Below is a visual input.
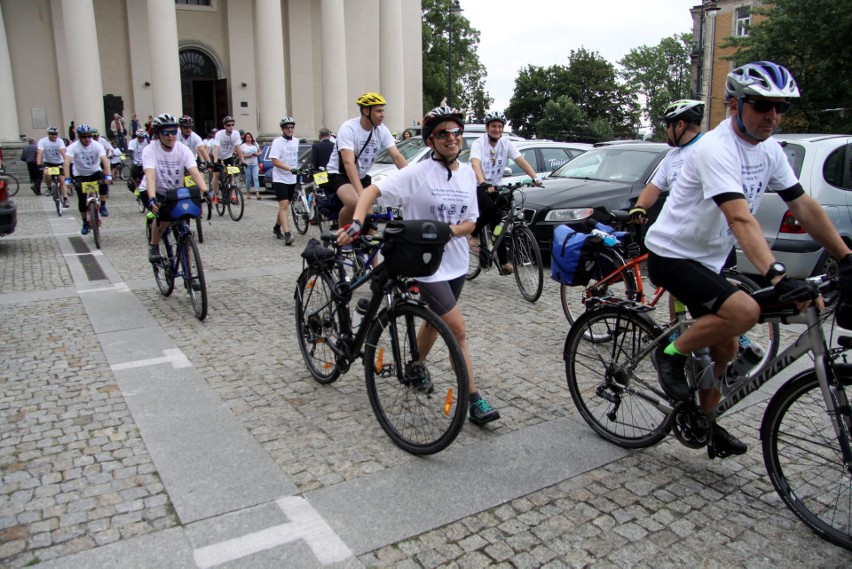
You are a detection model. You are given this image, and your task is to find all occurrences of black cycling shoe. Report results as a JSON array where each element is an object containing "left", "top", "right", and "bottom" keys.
[
  {"left": 148, "top": 245, "right": 162, "bottom": 263},
  {"left": 707, "top": 424, "right": 748, "bottom": 459},
  {"left": 655, "top": 345, "right": 690, "bottom": 401},
  {"left": 273, "top": 225, "right": 283, "bottom": 239}
]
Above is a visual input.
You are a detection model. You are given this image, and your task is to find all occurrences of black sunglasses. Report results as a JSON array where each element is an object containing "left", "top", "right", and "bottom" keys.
[
  {"left": 431, "top": 127, "right": 464, "bottom": 140},
  {"left": 78, "top": 135, "right": 92, "bottom": 139},
  {"left": 744, "top": 99, "right": 791, "bottom": 114},
  {"left": 160, "top": 129, "right": 178, "bottom": 136},
  {"left": 224, "top": 122, "right": 235, "bottom": 127}
]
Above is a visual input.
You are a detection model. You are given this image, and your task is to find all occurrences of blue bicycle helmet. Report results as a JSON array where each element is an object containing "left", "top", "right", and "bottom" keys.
[
  {"left": 76, "top": 124, "right": 95, "bottom": 135},
  {"left": 725, "top": 61, "right": 800, "bottom": 100}
]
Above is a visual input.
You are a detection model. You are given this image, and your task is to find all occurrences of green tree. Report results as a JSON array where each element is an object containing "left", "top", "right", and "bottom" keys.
[
  {"left": 619, "top": 34, "right": 693, "bottom": 139},
  {"left": 421, "top": 0, "right": 493, "bottom": 118},
  {"left": 723, "top": 0, "right": 852, "bottom": 133}
]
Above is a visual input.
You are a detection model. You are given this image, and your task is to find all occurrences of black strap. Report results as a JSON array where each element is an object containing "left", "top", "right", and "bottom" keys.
[{"left": 335, "top": 127, "right": 375, "bottom": 169}]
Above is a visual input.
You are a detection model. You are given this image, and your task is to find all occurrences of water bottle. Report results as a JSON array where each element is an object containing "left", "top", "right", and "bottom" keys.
[
  {"left": 691, "top": 347, "right": 715, "bottom": 390},
  {"left": 351, "top": 298, "right": 370, "bottom": 333},
  {"left": 726, "top": 343, "right": 765, "bottom": 383},
  {"left": 591, "top": 229, "right": 618, "bottom": 247}
]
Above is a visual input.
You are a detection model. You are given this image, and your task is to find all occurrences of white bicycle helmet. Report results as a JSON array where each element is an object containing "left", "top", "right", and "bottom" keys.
[
  {"left": 421, "top": 106, "right": 464, "bottom": 141},
  {"left": 152, "top": 113, "right": 179, "bottom": 132},
  {"left": 279, "top": 116, "right": 295, "bottom": 127},
  {"left": 659, "top": 99, "right": 704, "bottom": 124},
  {"left": 484, "top": 111, "right": 507, "bottom": 126},
  {"left": 725, "top": 61, "right": 800, "bottom": 100},
  {"left": 135, "top": 129, "right": 147, "bottom": 138}
]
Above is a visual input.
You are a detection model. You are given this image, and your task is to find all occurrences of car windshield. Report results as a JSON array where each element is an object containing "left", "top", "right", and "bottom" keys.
[
  {"left": 374, "top": 138, "right": 425, "bottom": 164},
  {"left": 550, "top": 147, "right": 659, "bottom": 183},
  {"left": 781, "top": 142, "right": 805, "bottom": 178}
]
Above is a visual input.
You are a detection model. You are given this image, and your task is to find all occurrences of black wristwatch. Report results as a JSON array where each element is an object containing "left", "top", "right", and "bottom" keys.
[{"left": 765, "top": 262, "right": 786, "bottom": 281}]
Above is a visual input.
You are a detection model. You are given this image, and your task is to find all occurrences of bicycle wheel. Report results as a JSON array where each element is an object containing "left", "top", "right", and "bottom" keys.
[
  {"left": 1, "top": 172, "right": 19, "bottom": 196},
  {"left": 227, "top": 184, "right": 244, "bottom": 221},
  {"left": 181, "top": 234, "right": 208, "bottom": 321},
  {"left": 565, "top": 306, "right": 672, "bottom": 448},
  {"left": 136, "top": 192, "right": 147, "bottom": 213},
  {"left": 153, "top": 236, "right": 175, "bottom": 297},
  {"left": 295, "top": 267, "right": 343, "bottom": 384},
  {"left": 118, "top": 163, "right": 131, "bottom": 181},
  {"left": 723, "top": 270, "right": 780, "bottom": 375},
  {"left": 216, "top": 187, "right": 226, "bottom": 216},
  {"left": 336, "top": 248, "right": 367, "bottom": 284},
  {"left": 88, "top": 201, "right": 101, "bottom": 249},
  {"left": 195, "top": 215, "right": 204, "bottom": 244},
  {"left": 511, "top": 226, "right": 543, "bottom": 302},
  {"left": 53, "top": 184, "right": 62, "bottom": 217},
  {"left": 561, "top": 248, "right": 636, "bottom": 325},
  {"left": 761, "top": 370, "right": 852, "bottom": 550},
  {"left": 363, "top": 303, "right": 469, "bottom": 455},
  {"left": 313, "top": 203, "right": 325, "bottom": 233},
  {"left": 291, "top": 191, "right": 309, "bottom": 235}
]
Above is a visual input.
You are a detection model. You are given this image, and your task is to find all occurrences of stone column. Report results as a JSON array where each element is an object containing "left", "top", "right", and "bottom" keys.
[
  {"left": 255, "top": 0, "right": 287, "bottom": 137},
  {"left": 321, "top": 0, "right": 349, "bottom": 131},
  {"left": 379, "top": 0, "right": 404, "bottom": 133},
  {"left": 146, "top": 0, "right": 183, "bottom": 115},
  {"left": 60, "top": 0, "right": 106, "bottom": 132},
  {"left": 0, "top": 2, "right": 20, "bottom": 143}
]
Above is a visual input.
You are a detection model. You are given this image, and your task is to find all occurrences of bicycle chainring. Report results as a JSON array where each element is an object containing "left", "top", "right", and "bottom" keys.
[{"left": 671, "top": 401, "right": 710, "bottom": 449}]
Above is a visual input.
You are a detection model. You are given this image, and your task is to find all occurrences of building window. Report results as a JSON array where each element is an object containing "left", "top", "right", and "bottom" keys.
[
  {"left": 176, "top": 0, "right": 212, "bottom": 5},
  {"left": 735, "top": 7, "right": 751, "bottom": 37}
]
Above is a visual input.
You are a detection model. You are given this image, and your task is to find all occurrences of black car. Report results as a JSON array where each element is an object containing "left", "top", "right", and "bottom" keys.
[{"left": 522, "top": 142, "right": 671, "bottom": 256}]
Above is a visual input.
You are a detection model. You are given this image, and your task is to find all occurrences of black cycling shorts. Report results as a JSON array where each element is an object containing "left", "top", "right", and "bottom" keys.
[
  {"left": 326, "top": 173, "right": 371, "bottom": 195},
  {"left": 273, "top": 182, "right": 297, "bottom": 202},
  {"left": 415, "top": 275, "right": 466, "bottom": 317},
  {"left": 647, "top": 253, "right": 738, "bottom": 318}
]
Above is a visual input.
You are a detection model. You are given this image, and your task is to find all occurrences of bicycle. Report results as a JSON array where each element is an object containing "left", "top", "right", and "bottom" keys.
[
  {"left": 77, "top": 179, "right": 102, "bottom": 249},
  {"left": 557, "top": 210, "right": 780, "bottom": 375},
  {"left": 290, "top": 168, "right": 328, "bottom": 234},
  {"left": 0, "top": 163, "right": 20, "bottom": 197},
  {"left": 294, "top": 220, "right": 469, "bottom": 455},
  {"left": 44, "top": 166, "right": 63, "bottom": 216},
  {"left": 112, "top": 155, "right": 131, "bottom": 181},
  {"left": 214, "top": 164, "right": 244, "bottom": 221},
  {"left": 466, "top": 182, "right": 544, "bottom": 302},
  {"left": 563, "top": 276, "right": 852, "bottom": 550},
  {"left": 147, "top": 188, "right": 208, "bottom": 320}
]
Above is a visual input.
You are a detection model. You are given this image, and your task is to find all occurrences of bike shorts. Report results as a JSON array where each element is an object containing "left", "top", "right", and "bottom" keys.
[
  {"left": 326, "top": 173, "right": 371, "bottom": 196},
  {"left": 273, "top": 182, "right": 297, "bottom": 202},
  {"left": 647, "top": 253, "right": 738, "bottom": 318},
  {"left": 414, "top": 275, "right": 466, "bottom": 317}
]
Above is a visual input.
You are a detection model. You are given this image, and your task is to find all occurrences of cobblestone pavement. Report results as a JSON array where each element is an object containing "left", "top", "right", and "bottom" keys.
[{"left": 1, "top": 188, "right": 850, "bottom": 567}]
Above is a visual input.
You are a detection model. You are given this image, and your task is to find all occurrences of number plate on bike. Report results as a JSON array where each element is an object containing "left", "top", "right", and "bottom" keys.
[
  {"left": 81, "top": 181, "right": 100, "bottom": 194},
  {"left": 184, "top": 175, "right": 196, "bottom": 187},
  {"left": 313, "top": 171, "right": 329, "bottom": 185},
  {"left": 226, "top": 166, "right": 241, "bottom": 175},
  {"left": 119, "top": 155, "right": 127, "bottom": 161},
  {"left": 46, "top": 167, "right": 61, "bottom": 176}
]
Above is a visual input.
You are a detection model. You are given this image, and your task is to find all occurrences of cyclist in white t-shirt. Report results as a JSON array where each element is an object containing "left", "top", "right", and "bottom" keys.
[
  {"left": 325, "top": 92, "right": 407, "bottom": 227},
  {"left": 337, "top": 106, "right": 500, "bottom": 426},
  {"left": 470, "top": 111, "right": 541, "bottom": 274},
  {"left": 269, "top": 117, "right": 300, "bottom": 245},
  {"left": 645, "top": 62, "right": 852, "bottom": 459},
  {"left": 210, "top": 116, "right": 244, "bottom": 193},
  {"left": 36, "top": 126, "right": 69, "bottom": 207},
  {"left": 127, "top": 129, "right": 150, "bottom": 193},
  {"left": 177, "top": 115, "right": 211, "bottom": 165},
  {"left": 142, "top": 113, "right": 208, "bottom": 263},
  {"left": 63, "top": 124, "right": 113, "bottom": 234}
]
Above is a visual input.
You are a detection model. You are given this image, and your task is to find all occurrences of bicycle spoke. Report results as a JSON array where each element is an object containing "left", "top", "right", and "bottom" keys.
[{"left": 295, "top": 268, "right": 342, "bottom": 384}]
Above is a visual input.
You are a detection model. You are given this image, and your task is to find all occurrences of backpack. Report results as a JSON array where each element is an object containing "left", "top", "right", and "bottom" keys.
[{"left": 550, "top": 224, "right": 604, "bottom": 286}]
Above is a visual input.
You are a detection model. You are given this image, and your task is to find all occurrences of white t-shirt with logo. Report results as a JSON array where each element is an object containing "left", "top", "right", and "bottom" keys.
[
  {"left": 139, "top": 141, "right": 198, "bottom": 195},
  {"left": 326, "top": 117, "right": 395, "bottom": 178},
  {"left": 375, "top": 159, "right": 479, "bottom": 283},
  {"left": 469, "top": 134, "right": 522, "bottom": 185},
  {"left": 645, "top": 119, "right": 798, "bottom": 272},
  {"left": 66, "top": 140, "right": 106, "bottom": 176},
  {"left": 214, "top": 129, "right": 241, "bottom": 160},
  {"left": 128, "top": 138, "right": 149, "bottom": 165},
  {"left": 269, "top": 136, "right": 300, "bottom": 184},
  {"left": 178, "top": 130, "right": 205, "bottom": 160},
  {"left": 37, "top": 136, "right": 66, "bottom": 165}
]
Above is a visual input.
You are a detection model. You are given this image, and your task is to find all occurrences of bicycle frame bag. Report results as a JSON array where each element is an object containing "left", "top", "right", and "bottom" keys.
[
  {"left": 160, "top": 187, "right": 202, "bottom": 220},
  {"left": 381, "top": 219, "right": 452, "bottom": 278},
  {"left": 551, "top": 224, "right": 603, "bottom": 286}
]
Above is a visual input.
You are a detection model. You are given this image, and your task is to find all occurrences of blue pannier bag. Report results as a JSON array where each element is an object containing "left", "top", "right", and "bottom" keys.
[
  {"left": 551, "top": 224, "right": 603, "bottom": 286},
  {"left": 161, "top": 187, "right": 202, "bottom": 220}
]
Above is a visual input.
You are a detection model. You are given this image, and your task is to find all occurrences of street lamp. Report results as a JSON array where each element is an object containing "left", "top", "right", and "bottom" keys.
[
  {"left": 692, "top": 0, "right": 720, "bottom": 102},
  {"left": 447, "top": 0, "right": 463, "bottom": 106}
]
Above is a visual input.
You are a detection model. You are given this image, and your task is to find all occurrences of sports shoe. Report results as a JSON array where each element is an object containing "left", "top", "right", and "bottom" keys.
[
  {"left": 708, "top": 424, "right": 748, "bottom": 459},
  {"left": 501, "top": 262, "right": 514, "bottom": 274},
  {"left": 148, "top": 244, "right": 161, "bottom": 263},
  {"left": 273, "top": 225, "right": 283, "bottom": 239},
  {"left": 99, "top": 204, "right": 109, "bottom": 217},
  {"left": 410, "top": 371, "right": 434, "bottom": 394},
  {"left": 285, "top": 233, "right": 295, "bottom": 246},
  {"left": 654, "top": 345, "right": 690, "bottom": 401},
  {"left": 469, "top": 398, "right": 500, "bottom": 425},
  {"left": 62, "top": 198, "right": 70, "bottom": 208},
  {"left": 80, "top": 221, "right": 90, "bottom": 235}
]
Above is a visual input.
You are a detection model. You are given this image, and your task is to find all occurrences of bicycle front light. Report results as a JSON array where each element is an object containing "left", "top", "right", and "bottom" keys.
[{"left": 544, "top": 207, "right": 594, "bottom": 224}]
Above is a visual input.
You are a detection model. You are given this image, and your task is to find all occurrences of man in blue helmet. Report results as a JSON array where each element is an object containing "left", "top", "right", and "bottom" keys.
[{"left": 645, "top": 61, "right": 852, "bottom": 459}]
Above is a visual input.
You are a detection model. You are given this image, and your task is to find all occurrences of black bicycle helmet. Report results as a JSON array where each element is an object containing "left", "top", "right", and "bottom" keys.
[{"left": 179, "top": 115, "right": 194, "bottom": 128}]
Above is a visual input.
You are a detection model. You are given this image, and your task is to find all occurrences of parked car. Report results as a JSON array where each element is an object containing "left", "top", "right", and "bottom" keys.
[
  {"left": 457, "top": 141, "right": 592, "bottom": 186},
  {"left": 522, "top": 142, "right": 672, "bottom": 256},
  {"left": 0, "top": 171, "right": 17, "bottom": 237},
  {"left": 735, "top": 133, "right": 852, "bottom": 279},
  {"left": 260, "top": 143, "right": 312, "bottom": 190}
]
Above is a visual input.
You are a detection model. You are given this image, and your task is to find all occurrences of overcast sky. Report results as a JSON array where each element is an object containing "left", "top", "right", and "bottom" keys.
[{"left": 458, "top": 0, "right": 697, "bottom": 111}]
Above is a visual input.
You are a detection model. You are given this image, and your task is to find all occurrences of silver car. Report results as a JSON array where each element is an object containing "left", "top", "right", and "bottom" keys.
[{"left": 736, "top": 134, "right": 852, "bottom": 278}]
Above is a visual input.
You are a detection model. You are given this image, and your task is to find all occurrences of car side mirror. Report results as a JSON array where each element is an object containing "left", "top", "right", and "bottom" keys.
[{"left": 503, "top": 167, "right": 513, "bottom": 177}]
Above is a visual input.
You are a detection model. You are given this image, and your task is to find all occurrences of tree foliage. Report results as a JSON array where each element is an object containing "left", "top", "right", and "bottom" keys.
[
  {"left": 505, "top": 48, "right": 639, "bottom": 141},
  {"left": 722, "top": 0, "right": 852, "bottom": 133},
  {"left": 421, "top": 0, "right": 493, "bottom": 120},
  {"left": 619, "top": 34, "right": 693, "bottom": 139}
]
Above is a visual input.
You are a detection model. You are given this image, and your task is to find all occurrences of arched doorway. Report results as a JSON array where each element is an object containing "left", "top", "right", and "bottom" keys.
[{"left": 179, "top": 48, "right": 227, "bottom": 136}]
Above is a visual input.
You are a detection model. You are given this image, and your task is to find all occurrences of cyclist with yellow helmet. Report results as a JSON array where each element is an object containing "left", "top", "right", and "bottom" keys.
[{"left": 325, "top": 92, "right": 407, "bottom": 226}]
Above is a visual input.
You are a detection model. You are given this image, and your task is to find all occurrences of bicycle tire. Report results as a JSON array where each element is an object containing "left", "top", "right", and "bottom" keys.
[
  {"left": 314, "top": 203, "right": 325, "bottom": 233},
  {"left": 118, "top": 163, "right": 131, "bottom": 181},
  {"left": 53, "top": 182, "right": 62, "bottom": 217},
  {"left": 561, "top": 247, "right": 636, "bottom": 325},
  {"left": 195, "top": 215, "right": 204, "bottom": 244},
  {"left": 761, "top": 370, "right": 852, "bottom": 551},
  {"left": 227, "top": 184, "right": 244, "bottom": 221},
  {"left": 295, "top": 267, "right": 343, "bottom": 384},
  {"left": 216, "top": 187, "right": 226, "bottom": 216},
  {"left": 511, "top": 226, "right": 543, "bottom": 302},
  {"left": 291, "top": 191, "right": 309, "bottom": 235},
  {"left": 363, "top": 303, "right": 469, "bottom": 455},
  {"left": 88, "top": 201, "right": 101, "bottom": 249},
  {"left": 565, "top": 305, "right": 672, "bottom": 448},
  {"left": 181, "top": 234, "right": 208, "bottom": 321},
  {"left": 1, "top": 173, "right": 19, "bottom": 196},
  {"left": 722, "top": 270, "right": 780, "bottom": 376},
  {"left": 136, "top": 192, "right": 147, "bottom": 213}
]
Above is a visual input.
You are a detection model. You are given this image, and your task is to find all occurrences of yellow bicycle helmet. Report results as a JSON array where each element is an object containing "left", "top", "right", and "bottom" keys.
[{"left": 355, "top": 92, "right": 387, "bottom": 107}]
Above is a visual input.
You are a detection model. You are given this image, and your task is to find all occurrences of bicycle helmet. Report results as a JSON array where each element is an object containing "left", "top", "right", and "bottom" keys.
[
  {"left": 152, "top": 113, "right": 179, "bottom": 131},
  {"left": 355, "top": 92, "right": 387, "bottom": 107},
  {"left": 46, "top": 126, "right": 59, "bottom": 135},
  {"left": 421, "top": 106, "right": 465, "bottom": 141},
  {"left": 135, "top": 129, "right": 147, "bottom": 138},
  {"left": 484, "top": 111, "right": 507, "bottom": 126},
  {"left": 725, "top": 61, "right": 800, "bottom": 100},
  {"left": 222, "top": 115, "right": 235, "bottom": 125},
  {"left": 76, "top": 124, "right": 95, "bottom": 135},
  {"left": 91, "top": 130, "right": 100, "bottom": 137},
  {"left": 279, "top": 116, "right": 295, "bottom": 127},
  {"left": 179, "top": 115, "right": 194, "bottom": 128},
  {"left": 659, "top": 99, "right": 705, "bottom": 124}
]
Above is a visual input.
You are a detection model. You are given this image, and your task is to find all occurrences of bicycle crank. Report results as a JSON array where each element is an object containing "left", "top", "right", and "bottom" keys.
[{"left": 671, "top": 401, "right": 709, "bottom": 448}]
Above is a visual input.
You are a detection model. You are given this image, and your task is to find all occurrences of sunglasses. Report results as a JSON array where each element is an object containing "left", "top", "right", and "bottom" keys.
[
  {"left": 159, "top": 129, "right": 178, "bottom": 136},
  {"left": 78, "top": 135, "right": 92, "bottom": 139},
  {"left": 744, "top": 99, "right": 791, "bottom": 114},
  {"left": 431, "top": 127, "right": 464, "bottom": 140},
  {"left": 225, "top": 123, "right": 235, "bottom": 127}
]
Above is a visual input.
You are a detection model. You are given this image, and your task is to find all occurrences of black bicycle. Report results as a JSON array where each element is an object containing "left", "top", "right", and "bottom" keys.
[
  {"left": 44, "top": 166, "right": 63, "bottom": 216},
  {"left": 294, "top": 220, "right": 469, "bottom": 455},
  {"left": 466, "top": 183, "right": 544, "bottom": 302},
  {"left": 214, "top": 164, "right": 244, "bottom": 221}
]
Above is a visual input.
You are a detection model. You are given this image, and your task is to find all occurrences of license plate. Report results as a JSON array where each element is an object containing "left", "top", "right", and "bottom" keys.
[
  {"left": 47, "top": 167, "right": 61, "bottom": 176},
  {"left": 81, "top": 181, "right": 100, "bottom": 194},
  {"left": 313, "top": 171, "right": 328, "bottom": 185},
  {"left": 226, "top": 166, "right": 241, "bottom": 175}
]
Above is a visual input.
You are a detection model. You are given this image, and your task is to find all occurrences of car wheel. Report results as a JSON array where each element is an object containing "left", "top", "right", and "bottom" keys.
[{"left": 813, "top": 249, "right": 841, "bottom": 305}]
